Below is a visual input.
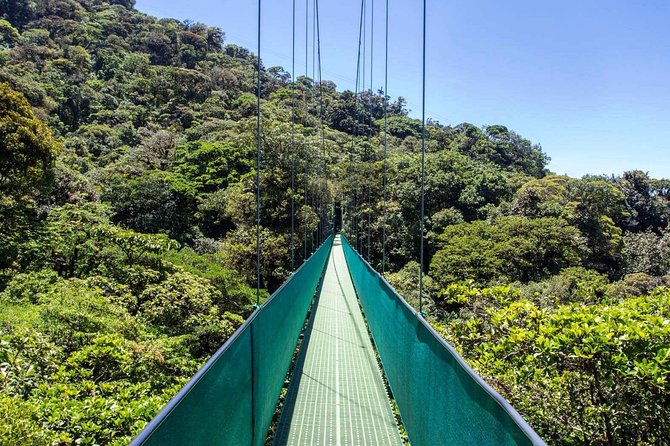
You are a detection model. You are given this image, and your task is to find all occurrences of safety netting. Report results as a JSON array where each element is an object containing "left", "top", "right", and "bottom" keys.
[
  {"left": 131, "top": 235, "right": 333, "bottom": 446},
  {"left": 340, "top": 234, "right": 544, "bottom": 446}
]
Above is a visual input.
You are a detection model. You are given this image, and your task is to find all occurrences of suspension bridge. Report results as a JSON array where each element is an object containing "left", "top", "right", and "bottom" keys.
[{"left": 131, "top": 0, "right": 546, "bottom": 444}]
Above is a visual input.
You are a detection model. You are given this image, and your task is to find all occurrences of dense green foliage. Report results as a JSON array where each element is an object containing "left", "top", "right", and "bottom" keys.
[
  {"left": 1, "top": 0, "right": 669, "bottom": 444},
  {"left": 434, "top": 288, "right": 670, "bottom": 445}
]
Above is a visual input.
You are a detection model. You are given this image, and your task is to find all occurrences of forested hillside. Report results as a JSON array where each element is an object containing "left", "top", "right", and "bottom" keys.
[{"left": 1, "top": 0, "right": 669, "bottom": 444}]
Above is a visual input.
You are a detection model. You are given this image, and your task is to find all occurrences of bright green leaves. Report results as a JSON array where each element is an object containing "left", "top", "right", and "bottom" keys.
[
  {"left": 38, "top": 278, "right": 139, "bottom": 353},
  {"left": 0, "top": 19, "right": 19, "bottom": 47},
  {"left": 431, "top": 216, "right": 582, "bottom": 286},
  {"left": 441, "top": 288, "right": 670, "bottom": 444},
  {"left": 508, "top": 175, "right": 631, "bottom": 272},
  {"left": 172, "top": 140, "right": 253, "bottom": 194},
  {"left": 104, "top": 170, "right": 199, "bottom": 243},
  {"left": 0, "top": 82, "right": 60, "bottom": 266},
  {"left": 140, "top": 272, "right": 243, "bottom": 355},
  {"left": 22, "top": 202, "right": 176, "bottom": 278}
]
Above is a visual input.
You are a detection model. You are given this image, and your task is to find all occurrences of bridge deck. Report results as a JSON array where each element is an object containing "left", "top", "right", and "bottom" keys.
[{"left": 274, "top": 235, "right": 403, "bottom": 446}]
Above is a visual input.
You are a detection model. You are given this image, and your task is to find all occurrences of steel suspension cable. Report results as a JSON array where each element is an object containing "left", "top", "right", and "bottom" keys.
[
  {"left": 311, "top": 0, "right": 317, "bottom": 252},
  {"left": 251, "top": 4, "right": 262, "bottom": 441},
  {"left": 351, "top": 0, "right": 365, "bottom": 249},
  {"left": 419, "top": 0, "right": 427, "bottom": 315},
  {"left": 361, "top": 0, "right": 366, "bottom": 255},
  {"left": 367, "top": 0, "right": 374, "bottom": 262},
  {"left": 315, "top": 0, "right": 326, "bottom": 243},
  {"left": 255, "top": 0, "right": 262, "bottom": 306},
  {"left": 359, "top": 0, "right": 367, "bottom": 253},
  {"left": 382, "top": 0, "right": 388, "bottom": 276},
  {"left": 303, "top": 0, "right": 309, "bottom": 260},
  {"left": 290, "top": 0, "right": 296, "bottom": 271}
]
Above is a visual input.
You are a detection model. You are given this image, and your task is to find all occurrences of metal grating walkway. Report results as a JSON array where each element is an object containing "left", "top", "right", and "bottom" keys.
[{"left": 274, "top": 235, "right": 403, "bottom": 446}]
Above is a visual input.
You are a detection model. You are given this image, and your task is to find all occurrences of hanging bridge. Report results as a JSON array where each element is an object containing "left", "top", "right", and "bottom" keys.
[
  {"left": 131, "top": 0, "right": 547, "bottom": 444},
  {"left": 130, "top": 234, "right": 544, "bottom": 446}
]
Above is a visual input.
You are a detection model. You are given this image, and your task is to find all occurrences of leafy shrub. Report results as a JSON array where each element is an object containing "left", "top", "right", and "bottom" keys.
[
  {"left": 0, "top": 396, "right": 51, "bottom": 445},
  {"left": 140, "top": 271, "right": 244, "bottom": 355},
  {"left": 38, "top": 279, "right": 139, "bottom": 352},
  {"left": 0, "top": 327, "right": 62, "bottom": 398},
  {"left": 607, "top": 273, "right": 666, "bottom": 300},
  {"left": 385, "top": 261, "right": 438, "bottom": 313},
  {"left": 0, "top": 269, "right": 60, "bottom": 304},
  {"left": 164, "top": 248, "right": 255, "bottom": 313},
  {"left": 519, "top": 266, "right": 610, "bottom": 307},
  {"left": 443, "top": 289, "right": 670, "bottom": 444}
]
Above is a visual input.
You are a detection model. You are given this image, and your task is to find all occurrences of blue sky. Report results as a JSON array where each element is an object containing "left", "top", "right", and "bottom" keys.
[{"left": 135, "top": 0, "right": 670, "bottom": 179}]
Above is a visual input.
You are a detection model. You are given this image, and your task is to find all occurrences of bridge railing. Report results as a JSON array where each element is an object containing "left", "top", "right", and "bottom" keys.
[
  {"left": 340, "top": 234, "right": 546, "bottom": 446},
  {"left": 130, "top": 234, "right": 333, "bottom": 446}
]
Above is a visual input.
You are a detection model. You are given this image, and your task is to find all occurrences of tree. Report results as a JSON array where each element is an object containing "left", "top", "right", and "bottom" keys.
[
  {"left": 0, "top": 0, "right": 34, "bottom": 31},
  {"left": 172, "top": 141, "right": 252, "bottom": 193},
  {"left": 621, "top": 230, "right": 670, "bottom": 276},
  {"left": 444, "top": 290, "right": 670, "bottom": 444},
  {"left": 430, "top": 216, "right": 583, "bottom": 286},
  {"left": 0, "top": 19, "right": 19, "bottom": 47},
  {"left": 508, "top": 175, "right": 572, "bottom": 218},
  {"left": 568, "top": 177, "right": 629, "bottom": 271},
  {"left": 509, "top": 175, "right": 629, "bottom": 272},
  {"left": 0, "top": 82, "right": 59, "bottom": 208},
  {"left": 104, "top": 170, "right": 199, "bottom": 243},
  {"left": 381, "top": 115, "right": 422, "bottom": 139},
  {"left": 614, "top": 170, "right": 669, "bottom": 232},
  {"left": 139, "top": 271, "right": 243, "bottom": 354},
  {"left": 449, "top": 123, "right": 549, "bottom": 177},
  {"left": 0, "top": 83, "right": 60, "bottom": 269}
]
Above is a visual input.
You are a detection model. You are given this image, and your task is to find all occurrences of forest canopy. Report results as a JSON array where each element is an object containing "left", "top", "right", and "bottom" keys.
[{"left": 1, "top": 0, "right": 669, "bottom": 444}]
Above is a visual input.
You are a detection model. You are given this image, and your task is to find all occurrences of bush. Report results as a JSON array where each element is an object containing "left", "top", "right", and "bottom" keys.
[
  {"left": 140, "top": 271, "right": 243, "bottom": 355},
  {"left": 520, "top": 267, "right": 610, "bottom": 307},
  {"left": 443, "top": 289, "right": 670, "bottom": 444},
  {"left": 0, "top": 327, "right": 62, "bottom": 398},
  {"left": 607, "top": 273, "right": 666, "bottom": 300},
  {"left": 38, "top": 279, "right": 139, "bottom": 352},
  {"left": 0, "top": 269, "right": 60, "bottom": 304},
  {"left": 164, "top": 248, "right": 255, "bottom": 313},
  {"left": 0, "top": 396, "right": 51, "bottom": 445}
]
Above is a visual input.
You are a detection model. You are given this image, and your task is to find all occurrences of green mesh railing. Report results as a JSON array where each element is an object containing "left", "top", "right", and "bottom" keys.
[
  {"left": 340, "top": 234, "right": 545, "bottom": 446},
  {"left": 131, "top": 235, "right": 333, "bottom": 446}
]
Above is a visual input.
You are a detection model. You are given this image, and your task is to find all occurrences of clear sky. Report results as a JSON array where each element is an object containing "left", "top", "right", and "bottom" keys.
[{"left": 135, "top": 0, "right": 670, "bottom": 179}]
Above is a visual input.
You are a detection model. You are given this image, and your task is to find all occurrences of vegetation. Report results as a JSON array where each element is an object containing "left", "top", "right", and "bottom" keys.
[{"left": 0, "top": 0, "right": 668, "bottom": 444}]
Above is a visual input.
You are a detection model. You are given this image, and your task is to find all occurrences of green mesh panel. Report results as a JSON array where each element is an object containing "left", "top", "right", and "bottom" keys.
[
  {"left": 340, "top": 234, "right": 544, "bottom": 446},
  {"left": 133, "top": 235, "right": 333, "bottom": 446}
]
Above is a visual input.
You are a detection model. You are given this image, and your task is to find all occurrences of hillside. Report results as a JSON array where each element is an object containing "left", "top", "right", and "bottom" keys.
[{"left": 1, "top": 0, "right": 669, "bottom": 444}]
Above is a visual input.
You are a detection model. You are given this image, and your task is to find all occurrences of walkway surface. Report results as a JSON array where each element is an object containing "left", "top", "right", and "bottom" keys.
[{"left": 274, "top": 235, "right": 403, "bottom": 446}]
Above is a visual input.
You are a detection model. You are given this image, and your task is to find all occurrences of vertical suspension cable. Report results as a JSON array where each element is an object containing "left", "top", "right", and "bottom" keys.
[
  {"left": 251, "top": 5, "right": 262, "bottom": 440},
  {"left": 291, "top": 0, "right": 296, "bottom": 271},
  {"left": 250, "top": 7, "right": 261, "bottom": 431},
  {"left": 315, "top": 0, "right": 325, "bottom": 243},
  {"left": 419, "top": 0, "right": 427, "bottom": 315},
  {"left": 255, "top": 0, "right": 262, "bottom": 306},
  {"left": 351, "top": 0, "right": 365, "bottom": 251},
  {"left": 311, "top": 0, "right": 317, "bottom": 252},
  {"left": 382, "top": 0, "right": 388, "bottom": 276},
  {"left": 362, "top": 0, "right": 366, "bottom": 255},
  {"left": 303, "top": 0, "right": 309, "bottom": 260},
  {"left": 367, "top": 0, "right": 374, "bottom": 262}
]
